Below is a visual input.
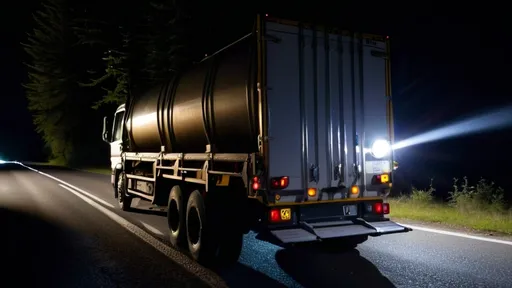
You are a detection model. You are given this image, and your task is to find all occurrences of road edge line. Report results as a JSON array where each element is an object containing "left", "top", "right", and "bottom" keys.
[
  {"left": 21, "top": 164, "right": 115, "bottom": 209},
  {"left": 22, "top": 163, "right": 227, "bottom": 288},
  {"left": 140, "top": 221, "right": 165, "bottom": 236},
  {"left": 396, "top": 223, "right": 512, "bottom": 246}
]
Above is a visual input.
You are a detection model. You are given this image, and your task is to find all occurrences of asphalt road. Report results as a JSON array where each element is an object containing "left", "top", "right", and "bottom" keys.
[{"left": 1, "top": 162, "right": 511, "bottom": 288}]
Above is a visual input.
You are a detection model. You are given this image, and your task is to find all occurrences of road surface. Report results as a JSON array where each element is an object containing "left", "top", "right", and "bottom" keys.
[{"left": 1, "top": 162, "right": 511, "bottom": 288}]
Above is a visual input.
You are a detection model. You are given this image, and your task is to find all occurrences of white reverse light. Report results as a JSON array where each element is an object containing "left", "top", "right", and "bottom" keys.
[{"left": 371, "top": 139, "right": 391, "bottom": 159}]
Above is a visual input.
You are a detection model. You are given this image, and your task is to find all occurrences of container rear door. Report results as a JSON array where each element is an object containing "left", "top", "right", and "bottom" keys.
[{"left": 265, "top": 19, "right": 391, "bottom": 203}]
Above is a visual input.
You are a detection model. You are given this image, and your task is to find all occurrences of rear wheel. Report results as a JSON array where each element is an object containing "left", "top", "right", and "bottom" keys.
[
  {"left": 117, "top": 173, "right": 132, "bottom": 211},
  {"left": 167, "top": 185, "right": 187, "bottom": 247},
  {"left": 186, "top": 189, "right": 245, "bottom": 266},
  {"left": 186, "top": 190, "right": 214, "bottom": 264},
  {"left": 208, "top": 190, "right": 244, "bottom": 266},
  {"left": 216, "top": 230, "right": 243, "bottom": 266}
]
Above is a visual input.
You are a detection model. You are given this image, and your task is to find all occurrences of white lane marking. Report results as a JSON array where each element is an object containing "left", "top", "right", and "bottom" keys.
[
  {"left": 397, "top": 223, "right": 512, "bottom": 246},
  {"left": 20, "top": 164, "right": 115, "bottom": 208},
  {"left": 57, "top": 183, "right": 226, "bottom": 287},
  {"left": 22, "top": 163, "right": 226, "bottom": 287},
  {"left": 56, "top": 183, "right": 114, "bottom": 209},
  {"left": 140, "top": 221, "right": 164, "bottom": 236}
]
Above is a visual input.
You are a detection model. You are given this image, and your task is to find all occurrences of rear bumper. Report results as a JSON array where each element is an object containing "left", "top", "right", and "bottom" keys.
[{"left": 267, "top": 218, "right": 411, "bottom": 244}]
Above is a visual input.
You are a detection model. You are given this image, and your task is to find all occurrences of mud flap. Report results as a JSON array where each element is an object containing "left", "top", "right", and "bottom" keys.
[{"left": 269, "top": 219, "right": 411, "bottom": 244}]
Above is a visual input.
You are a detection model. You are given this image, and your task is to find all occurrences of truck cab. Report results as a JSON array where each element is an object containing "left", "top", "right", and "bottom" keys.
[{"left": 102, "top": 104, "right": 126, "bottom": 194}]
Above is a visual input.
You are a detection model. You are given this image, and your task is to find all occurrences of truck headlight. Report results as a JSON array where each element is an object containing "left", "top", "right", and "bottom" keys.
[{"left": 371, "top": 139, "right": 391, "bottom": 159}]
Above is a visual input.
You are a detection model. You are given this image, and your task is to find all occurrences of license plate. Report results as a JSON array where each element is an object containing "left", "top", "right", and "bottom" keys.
[{"left": 280, "top": 208, "right": 291, "bottom": 220}]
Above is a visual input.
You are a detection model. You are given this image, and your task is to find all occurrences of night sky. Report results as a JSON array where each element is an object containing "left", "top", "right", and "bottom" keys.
[{"left": 2, "top": 1, "right": 511, "bottom": 194}]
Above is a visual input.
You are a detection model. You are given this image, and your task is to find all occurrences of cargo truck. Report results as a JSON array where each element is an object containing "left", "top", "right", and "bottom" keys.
[{"left": 101, "top": 14, "right": 411, "bottom": 266}]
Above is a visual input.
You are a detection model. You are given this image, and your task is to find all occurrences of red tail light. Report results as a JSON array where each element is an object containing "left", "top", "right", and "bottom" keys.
[
  {"left": 252, "top": 176, "right": 260, "bottom": 190},
  {"left": 373, "top": 202, "right": 383, "bottom": 214},
  {"left": 383, "top": 203, "right": 390, "bottom": 214},
  {"left": 269, "top": 208, "right": 292, "bottom": 223},
  {"left": 372, "top": 202, "right": 390, "bottom": 215},
  {"left": 270, "top": 209, "right": 280, "bottom": 222},
  {"left": 270, "top": 176, "right": 289, "bottom": 189}
]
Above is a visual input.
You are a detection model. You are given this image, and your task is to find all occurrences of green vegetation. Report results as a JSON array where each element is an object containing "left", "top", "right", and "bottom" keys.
[
  {"left": 22, "top": 0, "right": 193, "bottom": 167},
  {"left": 22, "top": 0, "right": 83, "bottom": 166},
  {"left": 21, "top": 0, "right": 255, "bottom": 167},
  {"left": 78, "top": 167, "right": 111, "bottom": 175},
  {"left": 389, "top": 177, "right": 512, "bottom": 235}
]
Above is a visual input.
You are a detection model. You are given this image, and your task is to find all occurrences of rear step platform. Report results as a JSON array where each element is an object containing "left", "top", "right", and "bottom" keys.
[{"left": 269, "top": 219, "right": 411, "bottom": 244}]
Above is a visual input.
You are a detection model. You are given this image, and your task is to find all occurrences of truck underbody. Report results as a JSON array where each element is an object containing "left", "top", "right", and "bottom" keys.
[{"left": 113, "top": 147, "right": 409, "bottom": 255}]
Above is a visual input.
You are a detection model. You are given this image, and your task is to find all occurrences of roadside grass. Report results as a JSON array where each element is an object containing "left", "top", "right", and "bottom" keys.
[
  {"left": 389, "top": 177, "right": 512, "bottom": 235},
  {"left": 77, "top": 167, "right": 111, "bottom": 175},
  {"left": 23, "top": 161, "right": 111, "bottom": 176}
]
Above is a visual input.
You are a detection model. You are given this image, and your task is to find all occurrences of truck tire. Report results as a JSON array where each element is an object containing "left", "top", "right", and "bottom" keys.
[
  {"left": 186, "top": 189, "right": 244, "bottom": 266},
  {"left": 167, "top": 185, "right": 187, "bottom": 247},
  {"left": 186, "top": 190, "right": 215, "bottom": 264},
  {"left": 117, "top": 173, "right": 132, "bottom": 211},
  {"left": 216, "top": 230, "right": 243, "bottom": 266},
  {"left": 211, "top": 190, "right": 244, "bottom": 266}
]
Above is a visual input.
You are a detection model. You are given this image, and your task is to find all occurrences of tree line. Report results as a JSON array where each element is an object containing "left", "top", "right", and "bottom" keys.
[{"left": 22, "top": 0, "right": 253, "bottom": 166}]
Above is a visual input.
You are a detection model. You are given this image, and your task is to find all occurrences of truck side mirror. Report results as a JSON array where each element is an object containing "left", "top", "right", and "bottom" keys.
[{"left": 102, "top": 116, "right": 110, "bottom": 143}]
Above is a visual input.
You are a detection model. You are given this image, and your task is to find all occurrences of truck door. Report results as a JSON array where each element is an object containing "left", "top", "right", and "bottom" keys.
[
  {"left": 111, "top": 109, "right": 126, "bottom": 174},
  {"left": 264, "top": 19, "right": 392, "bottom": 203}
]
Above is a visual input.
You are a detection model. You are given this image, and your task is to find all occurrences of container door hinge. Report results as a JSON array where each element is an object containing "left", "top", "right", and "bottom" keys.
[
  {"left": 334, "top": 164, "right": 343, "bottom": 181},
  {"left": 309, "top": 164, "right": 319, "bottom": 183}
]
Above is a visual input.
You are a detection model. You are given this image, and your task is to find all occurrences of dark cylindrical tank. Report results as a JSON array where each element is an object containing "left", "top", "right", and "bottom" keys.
[{"left": 125, "top": 35, "right": 258, "bottom": 153}]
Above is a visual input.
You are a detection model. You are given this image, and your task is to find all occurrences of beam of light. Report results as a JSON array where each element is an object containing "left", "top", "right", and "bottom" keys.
[{"left": 393, "top": 105, "right": 512, "bottom": 150}]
